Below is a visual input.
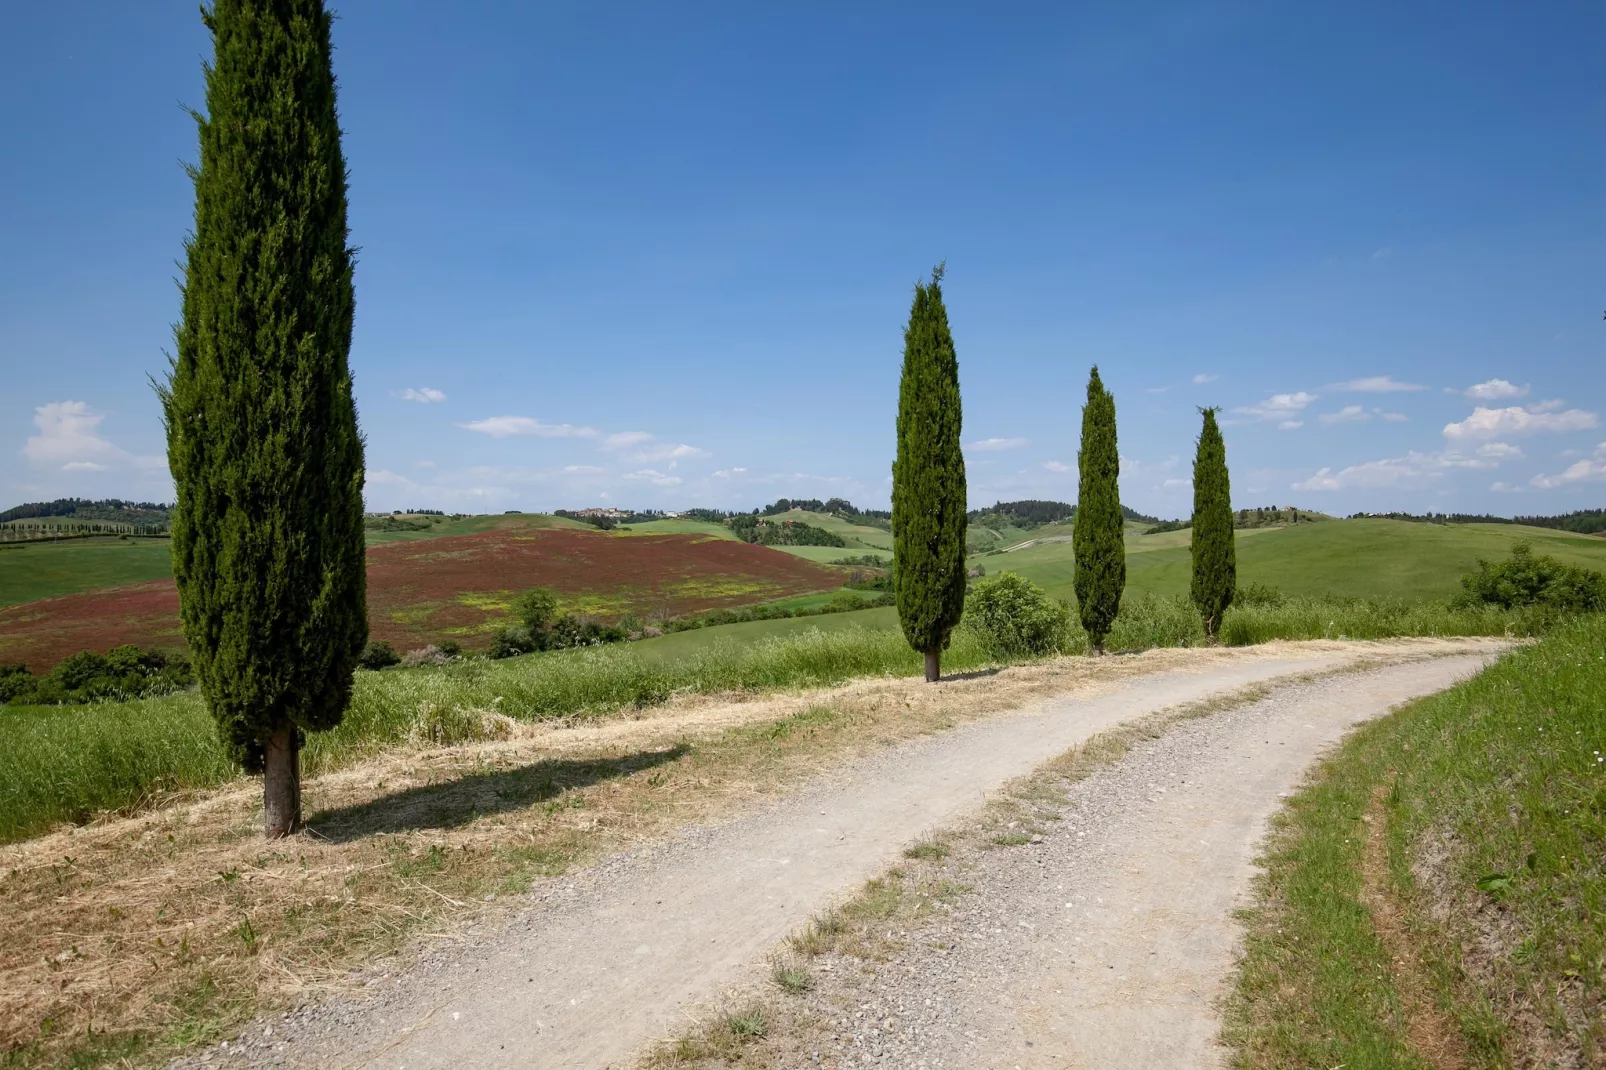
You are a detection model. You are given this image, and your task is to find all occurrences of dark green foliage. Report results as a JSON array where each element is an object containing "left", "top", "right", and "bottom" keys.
[
  {"left": 1072, "top": 367, "right": 1125, "bottom": 650},
  {"left": 161, "top": 0, "right": 366, "bottom": 771},
  {"left": 891, "top": 266, "right": 969, "bottom": 661},
  {"left": 727, "top": 516, "right": 847, "bottom": 547},
  {"left": 656, "top": 590, "right": 892, "bottom": 633},
  {"left": 2, "top": 647, "right": 193, "bottom": 706},
  {"left": 1190, "top": 407, "right": 1236, "bottom": 638},
  {"left": 358, "top": 641, "right": 400, "bottom": 670},
  {"left": 1455, "top": 543, "right": 1606, "bottom": 611},
  {"left": 489, "top": 588, "right": 629, "bottom": 658},
  {"left": 0, "top": 498, "right": 171, "bottom": 524},
  {"left": 969, "top": 500, "right": 1076, "bottom": 529},
  {"left": 1233, "top": 582, "right": 1285, "bottom": 607},
  {"left": 964, "top": 573, "right": 1073, "bottom": 658}
]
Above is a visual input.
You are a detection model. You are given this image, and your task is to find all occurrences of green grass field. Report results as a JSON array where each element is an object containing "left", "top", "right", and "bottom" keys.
[
  {"left": 0, "top": 537, "right": 176, "bottom": 609},
  {"left": 615, "top": 518, "right": 737, "bottom": 539},
  {"left": 361, "top": 511, "right": 590, "bottom": 545},
  {"left": 1226, "top": 614, "right": 1604, "bottom": 1067},
  {"left": 979, "top": 519, "right": 1606, "bottom": 604}
]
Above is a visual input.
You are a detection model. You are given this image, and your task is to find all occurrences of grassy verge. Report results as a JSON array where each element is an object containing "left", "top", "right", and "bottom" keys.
[
  {"left": 0, "top": 596, "right": 1543, "bottom": 845},
  {"left": 1224, "top": 614, "right": 1605, "bottom": 1068}
]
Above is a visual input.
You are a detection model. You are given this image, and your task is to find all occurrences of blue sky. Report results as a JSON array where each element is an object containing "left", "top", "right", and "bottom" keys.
[{"left": 3, "top": 1, "right": 1602, "bottom": 518}]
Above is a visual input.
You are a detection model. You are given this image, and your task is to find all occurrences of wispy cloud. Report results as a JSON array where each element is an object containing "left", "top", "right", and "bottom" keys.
[
  {"left": 1328, "top": 375, "right": 1425, "bottom": 393},
  {"left": 1371, "top": 247, "right": 1393, "bottom": 260},
  {"left": 396, "top": 387, "right": 446, "bottom": 404},
  {"left": 1456, "top": 378, "right": 1529, "bottom": 401},
  {"left": 629, "top": 442, "right": 709, "bottom": 462},
  {"left": 1291, "top": 450, "right": 1493, "bottom": 491},
  {"left": 1530, "top": 442, "right": 1606, "bottom": 489},
  {"left": 1318, "top": 404, "right": 1369, "bottom": 426},
  {"left": 602, "top": 431, "right": 654, "bottom": 450},
  {"left": 623, "top": 468, "right": 682, "bottom": 487},
  {"left": 1192, "top": 373, "right": 1217, "bottom": 385},
  {"left": 965, "top": 437, "right": 1028, "bottom": 452},
  {"left": 1043, "top": 460, "right": 1073, "bottom": 474},
  {"left": 713, "top": 467, "right": 748, "bottom": 478},
  {"left": 1442, "top": 405, "right": 1597, "bottom": 441},
  {"left": 1234, "top": 391, "right": 1318, "bottom": 425},
  {"left": 459, "top": 416, "right": 598, "bottom": 439},
  {"left": 1476, "top": 442, "right": 1524, "bottom": 460}
]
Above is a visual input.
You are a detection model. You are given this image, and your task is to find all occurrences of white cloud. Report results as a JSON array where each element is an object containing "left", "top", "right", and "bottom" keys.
[
  {"left": 630, "top": 442, "right": 709, "bottom": 462},
  {"left": 459, "top": 416, "right": 598, "bottom": 439},
  {"left": 396, "top": 387, "right": 446, "bottom": 404},
  {"left": 562, "top": 465, "right": 605, "bottom": 474},
  {"left": 1146, "top": 386, "right": 1170, "bottom": 394},
  {"left": 1372, "top": 247, "right": 1393, "bottom": 260},
  {"left": 1278, "top": 420, "right": 1304, "bottom": 431},
  {"left": 622, "top": 468, "right": 683, "bottom": 487},
  {"left": 1476, "top": 442, "right": 1524, "bottom": 460},
  {"left": 1328, "top": 376, "right": 1425, "bottom": 393},
  {"left": 1442, "top": 405, "right": 1597, "bottom": 441},
  {"left": 603, "top": 431, "right": 654, "bottom": 450},
  {"left": 1318, "top": 404, "right": 1369, "bottom": 426},
  {"left": 1375, "top": 409, "right": 1409, "bottom": 422},
  {"left": 1291, "top": 450, "right": 1494, "bottom": 491},
  {"left": 1043, "top": 460, "right": 1073, "bottom": 474},
  {"left": 1459, "top": 379, "right": 1529, "bottom": 400},
  {"left": 713, "top": 467, "right": 748, "bottom": 478},
  {"left": 23, "top": 400, "right": 163, "bottom": 472},
  {"left": 1530, "top": 443, "right": 1606, "bottom": 489},
  {"left": 1192, "top": 373, "right": 1217, "bottom": 385},
  {"left": 1526, "top": 399, "right": 1566, "bottom": 414},
  {"left": 1235, "top": 391, "right": 1318, "bottom": 423},
  {"left": 1490, "top": 482, "right": 1523, "bottom": 493},
  {"left": 965, "top": 437, "right": 1028, "bottom": 452},
  {"left": 1162, "top": 478, "right": 1190, "bottom": 489}
]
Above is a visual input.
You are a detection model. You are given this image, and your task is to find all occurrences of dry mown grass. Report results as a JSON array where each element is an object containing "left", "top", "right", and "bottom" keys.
[{"left": 0, "top": 639, "right": 1462, "bottom": 1068}]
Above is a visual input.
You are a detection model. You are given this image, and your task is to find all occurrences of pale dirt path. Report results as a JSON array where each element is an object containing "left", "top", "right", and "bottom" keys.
[
  {"left": 205, "top": 646, "right": 1504, "bottom": 1070},
  {"left": 785, "top": 652, "right": 1497, "bottom": 1069}
]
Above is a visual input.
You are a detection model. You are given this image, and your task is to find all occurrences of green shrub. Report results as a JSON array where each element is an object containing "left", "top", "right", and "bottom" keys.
[
  {"left": 963, "top": 572, "right": 1073, "bottom": 658},
  {"left": 358, "top": 640, "right": 401, "bottom": 670},
  {"left": 1, "top": 647, "right": 193, "bottom": 706},
  {"left": 1233, "top": 582, "right": 1286, "bottom": 607},
  {"left": 512, "top": 587, "right": 560, "bottom": 632},
  {"left": 1455, "top": 542, "right": 1606, "bottom": 611}
]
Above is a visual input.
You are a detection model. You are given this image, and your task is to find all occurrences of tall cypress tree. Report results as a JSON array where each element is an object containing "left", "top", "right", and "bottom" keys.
[
  {"left": 1073, "top": 367, "right": 1124, "bottom": 653},
  {"left": 163, "top": 0, "right": 367, "bottom": 838},
  {"left": 892, "top": 265, "right": 968, "bottom": 682},
  {"left": 1190, "top": 407, "right": 1236, "bottom": 639}
]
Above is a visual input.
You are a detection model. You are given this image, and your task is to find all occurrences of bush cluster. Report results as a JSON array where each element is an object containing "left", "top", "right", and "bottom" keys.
[
  {"left": 727, "top": 515, "right": 847, "bottom": 547},
  {"left": 962, "top": 572, "right": 1073, "bottom": 658},
  {"left": 1, "top": 646, "right": 193, "bottom": 706},
  {"left": 1454, "top": 542, "right": 1606, "bottom": 612},
  {"left": 489, "top": 587, "right": 628, "bottom": 659}
]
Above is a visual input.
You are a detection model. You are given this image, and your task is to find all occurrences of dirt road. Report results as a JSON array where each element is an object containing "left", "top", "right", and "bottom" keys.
[{"left": 209, "top": 641, "right": 1501, "bottom": 1069}]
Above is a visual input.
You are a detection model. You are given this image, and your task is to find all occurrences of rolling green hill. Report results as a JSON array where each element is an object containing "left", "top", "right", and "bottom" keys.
[
  {"left": 978, "top": 518, "right": 1606, "bottom": 603},
  {"left": 614, "top": 518, "right": 737, "bottom": 539}
]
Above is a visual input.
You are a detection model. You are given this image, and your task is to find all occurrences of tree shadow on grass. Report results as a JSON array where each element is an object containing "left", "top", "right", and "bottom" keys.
[{"left": 306, "top": 744, "right": 690, "bottom": 843}]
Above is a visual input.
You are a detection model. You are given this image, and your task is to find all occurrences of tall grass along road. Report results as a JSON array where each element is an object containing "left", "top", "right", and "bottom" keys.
[
  {"left": 0, "top": 595, "right": 1537, "bottom": 845},
  {"left": 1226, "top": 614, "right": 1606, "bottom": 1068},
  {"left": 186, "top": 643, "right": 1498, "bottom": 1069}
]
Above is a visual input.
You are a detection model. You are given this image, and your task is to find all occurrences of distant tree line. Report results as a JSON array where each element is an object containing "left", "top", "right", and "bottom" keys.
[
  {"left": 0, "top": 498, "right": 172, "bottom": 524},
  {"left": 969, "top": 500, "right": 1167, "bottom": 531},
  {"left": 728, "top": 515, "right": 847, "bottom": 547},
  {"left": 1352, "top": 509, "right": 1606, "bottom": 535}
]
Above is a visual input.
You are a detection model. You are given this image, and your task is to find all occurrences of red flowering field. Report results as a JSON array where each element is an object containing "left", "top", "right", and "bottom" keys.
[{"left": 0, "top": 528, "right": 845, "bottom": 671}]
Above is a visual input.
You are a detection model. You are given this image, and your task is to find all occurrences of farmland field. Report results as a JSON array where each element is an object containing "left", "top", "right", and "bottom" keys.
[
  {"left": 0, "top": 525, "right": 849, "bottom": 670},
  {"left": 981, "top": 518, "right": 1606, "bottom": 603},
  {"left": 0, "top": 537, "right": 175, "bottom": 608}
]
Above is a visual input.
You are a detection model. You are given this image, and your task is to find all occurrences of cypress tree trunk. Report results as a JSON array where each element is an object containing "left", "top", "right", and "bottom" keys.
[
  {"left": 1190, "top": 407, "right": 1236, "bottom": 640},
  {"left": 1073, "top": 367, "right": 1125, "bottom": 654},
  {"left": 892, "top": 265, "right": 968, "bottom": 682},
  {"left": 163, "top": 0, "right": 367, "bottom": 839}
]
